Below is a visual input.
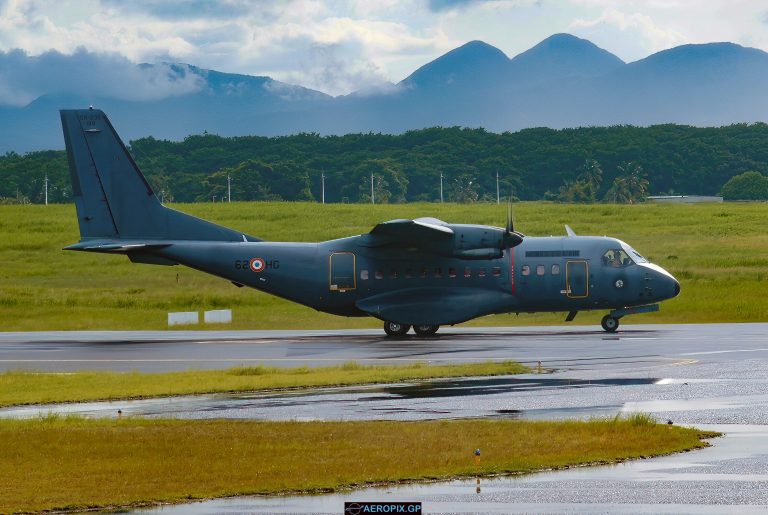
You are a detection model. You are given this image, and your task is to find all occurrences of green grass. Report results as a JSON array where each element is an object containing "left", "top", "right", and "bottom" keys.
[
  {"left": 0, "top": 415, "right": 716, "bottom": 514},
  {"left": 0, "top": 360, "right": 529, "bottom": 407},
  {"left": 0, "top": 201, "right": 766, "bottom": 330}
]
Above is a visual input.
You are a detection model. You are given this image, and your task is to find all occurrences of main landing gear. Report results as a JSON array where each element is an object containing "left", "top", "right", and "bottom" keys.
[
  {"left": 601, "top": 315, "right": 619, "bottom": 333},
  {"left": 383, "top": 321, "right": 439, "bottom": 337},
  {"left": 413, "top": 324, "right": 440, "bottom": 337},
  {"left": 383, "top": 321, "right": 410, "bottom": 337}
]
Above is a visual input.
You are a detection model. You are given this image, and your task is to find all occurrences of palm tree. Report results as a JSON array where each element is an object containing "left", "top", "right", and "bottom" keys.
[
  {"left": 605, "top": 162, "right": 648, "bottom": 203},
  {"left": 578, "top": 159, "right": 603, "bottom": 201}
]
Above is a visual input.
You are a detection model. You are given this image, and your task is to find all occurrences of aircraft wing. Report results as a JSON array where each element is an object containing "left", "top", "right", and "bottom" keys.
[
  {"left": 363, "top": 217, "right": 510, "bottom": 259},
  {"left": 370, "top": 217, "right": 453, "bottom": 237},
  {"left": 356, "top": 287, "right": 514, "bottom": 326},
  {"left": 362, "top": 217, "right": 454, "bottom": 250}
]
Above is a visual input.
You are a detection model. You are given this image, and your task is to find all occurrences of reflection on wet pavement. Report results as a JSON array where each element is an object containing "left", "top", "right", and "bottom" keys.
[
  {"left": 135, "top": 425, "right": 768, "bottom": 514},
  {"left": 0, "top": 376, "right": 659, "bottom": 421}
]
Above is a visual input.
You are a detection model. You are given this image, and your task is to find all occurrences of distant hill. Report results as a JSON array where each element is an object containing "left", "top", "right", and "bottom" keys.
[{"left": 3, "top": 34, "right": 768, "bottom": 152}]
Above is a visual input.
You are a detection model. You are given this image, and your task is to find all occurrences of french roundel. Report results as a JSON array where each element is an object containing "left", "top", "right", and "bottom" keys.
[{"left": 249, "top": 257, "right": 265, "bottom": 272}]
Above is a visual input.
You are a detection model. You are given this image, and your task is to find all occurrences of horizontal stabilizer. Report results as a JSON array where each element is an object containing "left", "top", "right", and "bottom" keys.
[{"left": 63, "top": 240, "right": 172, "bottom": 253}]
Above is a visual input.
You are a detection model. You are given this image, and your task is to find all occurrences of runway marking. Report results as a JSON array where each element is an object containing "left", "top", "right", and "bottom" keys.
[
  {"left": 662, "top": 358, "right": 699, "bottom": 367},
  {"left": 0, "top": 358, "right": 533, "bottom": 363},
  {"left": 680, "top": 349, "right": 768, "bottom": 356}
]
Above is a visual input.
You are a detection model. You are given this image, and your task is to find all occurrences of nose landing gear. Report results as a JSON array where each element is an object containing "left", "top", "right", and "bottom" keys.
[
  {"left": 601, "top": 303, "right": 661, "bottom": 332},
  {"left": 601, "top": 315, "right": 619, "bottom": 333}
]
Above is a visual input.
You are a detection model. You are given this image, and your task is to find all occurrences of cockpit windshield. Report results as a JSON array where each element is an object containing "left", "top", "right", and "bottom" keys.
[
  {"left": 603, "top": 242, "right": 648, "bottom": 267},
  {"left": 621, "top": 242, "right": 648, "bottom": 264},
  {"left": 602, "top": 248, "right": 633, "bottom": 267}
]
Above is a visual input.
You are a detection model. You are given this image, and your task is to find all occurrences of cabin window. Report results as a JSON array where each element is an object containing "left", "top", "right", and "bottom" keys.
[
  {"left": 551, "top": 264, "right": 560, "bottom": 275},
  {"left": 390, "top": 269, "right": 398, "bottom": 279},
  {"left": 492, "top": 267, "right": 502, "bottom": 277},
  {"left": 435, "top": 267, "right": 443, "bottom": 278},
  {"left": 521, "top": 265, "right": 530, "bottom": 276},
  {"left": 603, "top": 249, "right": 633, "bottom": 268},
  {"left": 464, "top": 267, "right": 471, "bottom": 278},
  {"left": 526, "top": 250, "right": 580, "bottom": 258},
  {"left": 448, "top": 267, "right": 457, "bottom": 278},
  {"left": 536, "top": 265, "right": 545, "bottom": 276},
  {"left": 420, "top": 267, "right": 428, "bottom": 278},
  {"left": 375, "top": 270, "right": 383, "bottom": 279},
  {"left": 478, "top": 268, "right": 487, "bottom": 277},
  {"left": 405, "top": 268, "right": 413, "bottom": 279},
  {"left": 360, "top": 270, "right": 369, "bottom": 280}
]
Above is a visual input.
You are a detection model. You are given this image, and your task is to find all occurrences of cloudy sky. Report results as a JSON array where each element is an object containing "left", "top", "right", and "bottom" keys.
[{"left": 1, "top": 0, "right": 767, "bottom": 101}]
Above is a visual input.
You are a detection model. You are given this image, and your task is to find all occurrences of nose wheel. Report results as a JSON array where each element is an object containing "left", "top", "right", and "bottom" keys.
[
  {"left": 601, "top": 315, "right": 619, "bottom": 332},
  {"left": 383, "top": 321, "right": 410, "bottom": 337}
]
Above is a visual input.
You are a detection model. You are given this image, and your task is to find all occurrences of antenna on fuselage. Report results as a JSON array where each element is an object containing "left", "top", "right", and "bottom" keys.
[{"left": 565, "top": 225, "right": 577, "bottom": 237}]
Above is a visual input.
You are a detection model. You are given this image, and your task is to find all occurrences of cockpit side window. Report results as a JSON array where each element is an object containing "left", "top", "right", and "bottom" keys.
[{"left": 602, "top": 249, "right": 633, "bottom": 268}]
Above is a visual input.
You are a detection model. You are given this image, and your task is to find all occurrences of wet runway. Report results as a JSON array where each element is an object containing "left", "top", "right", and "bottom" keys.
[
  {"left": 3, "top": 323, "right": 768, "bottom": 513},
  {"left": 0, "top": 323, "right": 765, "bottom": 372}
]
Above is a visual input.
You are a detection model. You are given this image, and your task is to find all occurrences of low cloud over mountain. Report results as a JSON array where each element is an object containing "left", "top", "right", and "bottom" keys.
[{"left": 3, "top": 33, "right": 768, "bottom": 152}]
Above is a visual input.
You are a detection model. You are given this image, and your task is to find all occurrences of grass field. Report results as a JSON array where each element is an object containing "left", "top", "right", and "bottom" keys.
[
  {"left": 0, "top": 201, "right": 766, "bottom": 330},
  {"left": 0, "top": 415, "right": 716, "bottom": 513},
  {"left": 0, "top": 361, "right": 529, "bottom": 407}
]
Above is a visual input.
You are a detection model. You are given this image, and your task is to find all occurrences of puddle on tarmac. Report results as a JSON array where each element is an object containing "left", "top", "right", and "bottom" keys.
[
  {"left": 128, "top": 425, "right": 768, "bottom": 514},
  {"left": 0, "top": 375, "right": 660, "bottom": 421}
]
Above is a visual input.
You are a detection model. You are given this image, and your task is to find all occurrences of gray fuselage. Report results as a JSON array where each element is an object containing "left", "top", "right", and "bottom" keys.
[{"left": 158, "top": 232, "right": 680, "bottom": 327}]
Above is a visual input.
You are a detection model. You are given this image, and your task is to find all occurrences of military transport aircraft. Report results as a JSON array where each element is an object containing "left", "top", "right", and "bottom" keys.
[{"left": 61, "top": 108, "right": 680, "bottom": 336}]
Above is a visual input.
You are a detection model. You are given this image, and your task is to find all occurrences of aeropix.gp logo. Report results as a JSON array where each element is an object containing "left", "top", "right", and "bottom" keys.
[{"left": 249, "top": 257, "right": 265, "bottom": 273}]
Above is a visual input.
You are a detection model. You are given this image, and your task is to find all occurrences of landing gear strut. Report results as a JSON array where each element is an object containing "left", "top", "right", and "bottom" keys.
[
  {"left": 413, "top": 324, "right": 440, "bottom": 337},
  {"left": 601, "top": 315, "right": 619, "bottom": 333},
  {"left": 383, "top": 321, "right": 410, "bottom": 337}
]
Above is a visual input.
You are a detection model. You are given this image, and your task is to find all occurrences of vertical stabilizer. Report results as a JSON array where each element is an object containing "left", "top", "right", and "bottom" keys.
[{"left": 61, "top": 109, "right": 259, "bottom": 242}]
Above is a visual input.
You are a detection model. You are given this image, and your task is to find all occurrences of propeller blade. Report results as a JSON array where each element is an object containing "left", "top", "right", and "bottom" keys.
[{"left": 503, "top": 192, "right": 524, "bottom": 248}]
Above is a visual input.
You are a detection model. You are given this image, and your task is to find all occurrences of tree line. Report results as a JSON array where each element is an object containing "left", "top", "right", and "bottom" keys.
[{"left": 2, "top": 123, "right": 768, "bottom": 204}]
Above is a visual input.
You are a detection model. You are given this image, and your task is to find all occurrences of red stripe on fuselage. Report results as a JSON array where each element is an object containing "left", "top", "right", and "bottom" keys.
[{"left": 509, "top": 246, "right": 516, "bottom": 295}]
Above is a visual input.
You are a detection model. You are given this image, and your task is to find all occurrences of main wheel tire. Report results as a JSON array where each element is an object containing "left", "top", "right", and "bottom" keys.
[
  {"left": 601, "top": 315, "right": 619, "bottom": 333},
  {"left": 383, "top": 321, "right": 411, "bottom": 337},
  {"left": 413, "top": 324, "right": 439, "bottom": 337}
]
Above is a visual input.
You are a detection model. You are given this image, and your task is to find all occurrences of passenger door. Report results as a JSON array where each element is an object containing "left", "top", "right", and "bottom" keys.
[
  {"left": 566, "top": 260, "right": 589, "bottom": 298},
  {"left": 329, "top": 252, "right": 356, "bottom": 292}
]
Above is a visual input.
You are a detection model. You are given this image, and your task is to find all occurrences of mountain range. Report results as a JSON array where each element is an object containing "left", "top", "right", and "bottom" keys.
[{"left": 3, "top": 33, "right": 768, "bottom": 152}]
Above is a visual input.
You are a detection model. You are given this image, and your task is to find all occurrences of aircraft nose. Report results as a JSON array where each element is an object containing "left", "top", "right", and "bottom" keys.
[
  {"left": 641, "top": 264, "right": 680, "bottom": 301},
  {"left": 660, "top": 270, "right": 680, "bottom": 300}
]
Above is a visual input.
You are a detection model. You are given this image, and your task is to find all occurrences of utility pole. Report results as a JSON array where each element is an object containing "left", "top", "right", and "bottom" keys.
[
  {"left": 227, "top": 174, "right": 231, "bottom": 203},
  {"left": 44, "top": 173, "right": 48, "bottom": 206},
  {"left": 440, "top": 172, "right": 443, "bottom": 203},
  {"left": 496, "top": 170, "right": 500, "bottom": 205},
  {"left": 321, "top": 170, "right": 325, "bottom": 204},
  {"left": 371, "top": 173, "right": 375, "bottom": 204}
]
